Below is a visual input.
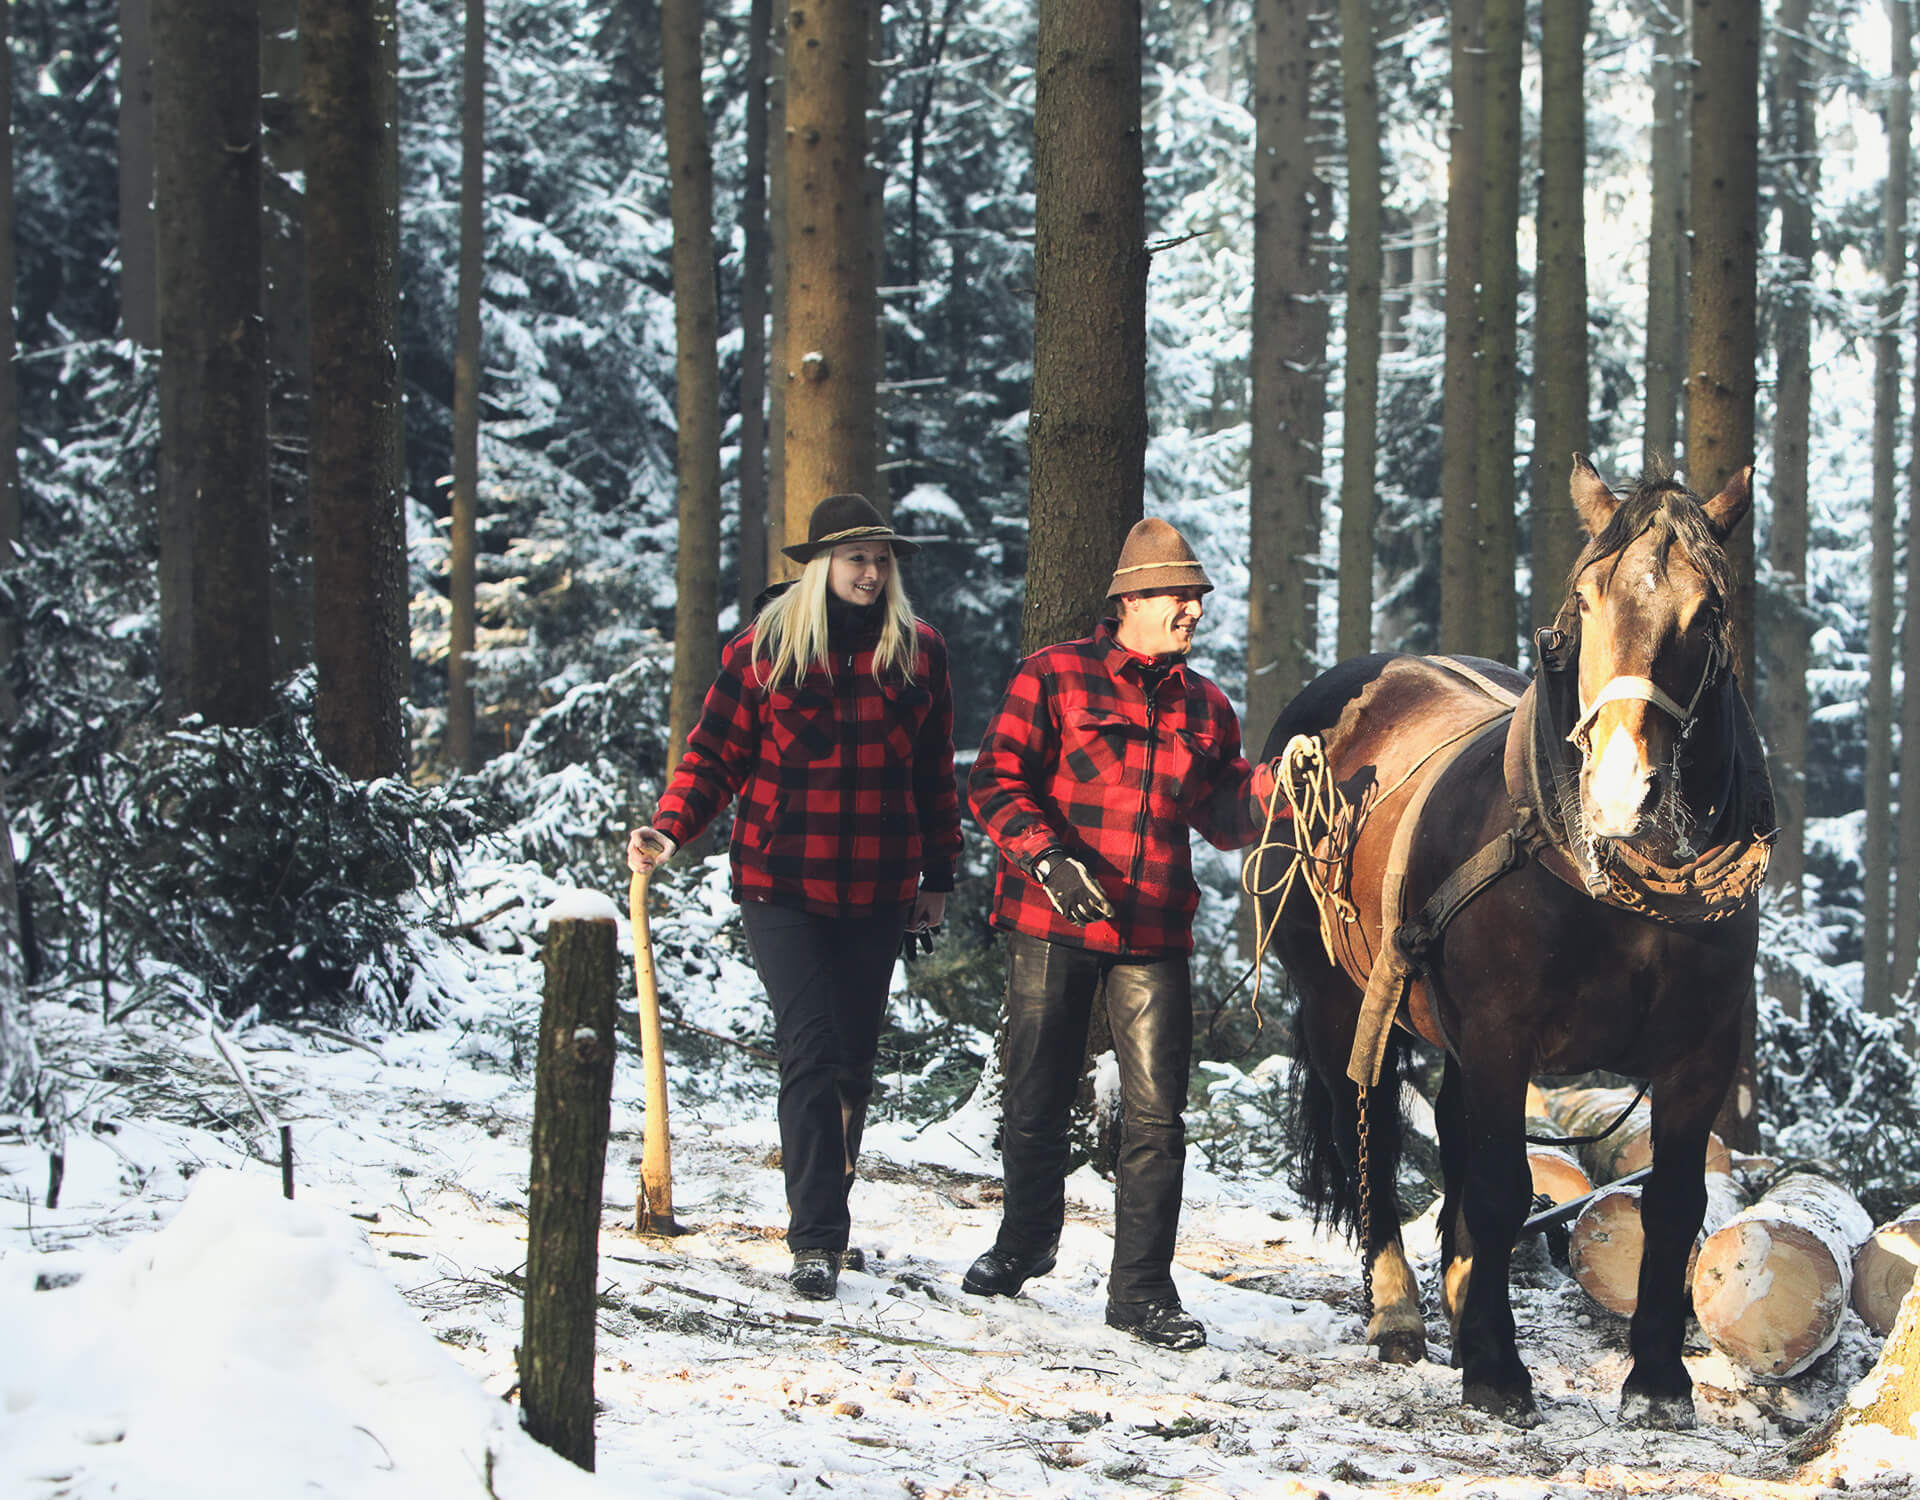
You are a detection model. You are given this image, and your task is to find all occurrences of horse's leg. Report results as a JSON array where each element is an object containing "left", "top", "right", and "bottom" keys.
[
  {"left": 1619, "top": 1062, "right": 1727, "bottom": 1429},
  {"left": 1450, "top": 1051, "right": 1538, "bottom": 1425},
  {"left": 1434, "top": 1054, "right": 1474, "bottom": 1348}
]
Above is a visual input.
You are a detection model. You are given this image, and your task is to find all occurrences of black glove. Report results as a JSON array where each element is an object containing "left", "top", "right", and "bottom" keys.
[
  {"left": 1031, "top": 849, "right": 1115, "bottom": 926},
  {"left": 900, "top": 923, "right": 940, "bottom": 960}
]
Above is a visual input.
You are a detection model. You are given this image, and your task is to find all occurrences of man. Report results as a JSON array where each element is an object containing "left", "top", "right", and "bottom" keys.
[{"left": 963, "top": 517, "right": 1280, "bottom": 1351}]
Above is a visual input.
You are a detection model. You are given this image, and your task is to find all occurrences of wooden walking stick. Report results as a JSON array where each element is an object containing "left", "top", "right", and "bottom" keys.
[{"left": 629, "top": 851, "right": 683, "bottom": 1235}]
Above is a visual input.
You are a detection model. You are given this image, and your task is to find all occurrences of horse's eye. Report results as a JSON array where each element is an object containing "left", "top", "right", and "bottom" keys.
[{"left": 1577, "top": 593, "right": 1591, "bottom": 614}]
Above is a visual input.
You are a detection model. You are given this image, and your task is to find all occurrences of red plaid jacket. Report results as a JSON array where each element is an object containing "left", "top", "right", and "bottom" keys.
[
  {"left": 969, "top": 622, "right": 1278, "bottom": 956},
  {"left": 653, "top": 616, "right": 963, "bottom": 917}
]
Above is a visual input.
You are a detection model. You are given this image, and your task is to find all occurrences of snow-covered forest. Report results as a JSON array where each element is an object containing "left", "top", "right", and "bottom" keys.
[{"left": 5, "top": 0, "right": 1920, "bottom": 1494}]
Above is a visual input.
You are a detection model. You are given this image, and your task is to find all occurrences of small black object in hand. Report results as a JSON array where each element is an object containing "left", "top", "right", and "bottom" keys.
[{"left": 901, "top": 924, "right": 940, "bottom": 960}]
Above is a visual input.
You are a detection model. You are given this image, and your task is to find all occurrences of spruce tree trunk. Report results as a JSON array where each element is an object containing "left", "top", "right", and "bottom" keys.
[
  {"left": 1643, "top": 0, "right": 1689, "bottom": 467},
  {"left": 306, "top": 0, "right": 408, "bottom": 778},
  {"left": 1438, "top": 0, "right": 1485, "bottom": 655},
  {"left": 521, "top": 913, "right": 619, "bottom": 1471},
  {"left": 118, "top": 0, "right": 158, "bottom": 347},
  {"left": 1863, "top": 0, "right": 1908, "bottom": 1016},
  {"left": 1528, "top": 0, "right": 1589, "bottom": 634},
  {"left": 767, "top": 26, "right": 789, "bottom": 566},
  {"left": 663, "top": 0, "right": 722, "bottom": 781},
  {"left": 447, "top": 0, "right": 485, "bottom": 773},
  {"left": 1763, "top": 0, "right": 1816, "bottom": 1019},
  {"left": 737, "top": 0, "right": 772, "bottom": 613},
  {"left": 0, "top": 0, "right": 16, "bottom": 727},
  {"left": 782, "top": 0, "right": 877, "bottom": 546},
  {"left": 1247, "top": 0, "right": 1324, "bottom": 733},
  {"left": 0, "top": 782, "right": 31, "bottom": 1113},
  {"left": 1470, "top": 0, "right": 1521, "bottom": 665},
  {"left": 1334, "top": 0, "right": 1379, "bottom": 664},
  {"left": 153, "top": 0, "right": 273, "bottom": 729},
  {"left": 1023, "top": 0, "right": 1146, "bottom": 654}
]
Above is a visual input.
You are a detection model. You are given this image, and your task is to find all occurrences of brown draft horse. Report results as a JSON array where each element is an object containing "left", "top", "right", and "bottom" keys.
[{"left": 1255, "top": 458, "right": 1774, "bottom": 1428}]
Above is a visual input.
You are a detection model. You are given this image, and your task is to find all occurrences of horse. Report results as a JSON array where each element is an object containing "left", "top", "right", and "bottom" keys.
[{"left": 1250, "top": 457, "right": 1774, "bottom": 1429}]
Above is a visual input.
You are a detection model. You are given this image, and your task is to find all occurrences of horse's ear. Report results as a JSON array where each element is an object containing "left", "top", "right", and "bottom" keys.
[
  {"left": 1570, "top": 454, "right": 1617, "bottom": 537},
  {"left": 1700, "top": 465, "right": 1754, "bottom": 541}
]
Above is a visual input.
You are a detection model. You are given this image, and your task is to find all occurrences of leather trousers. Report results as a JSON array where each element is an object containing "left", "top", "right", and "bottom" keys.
[{"left": 995, "top": 931, "right": 1193, "bottom": 1304}]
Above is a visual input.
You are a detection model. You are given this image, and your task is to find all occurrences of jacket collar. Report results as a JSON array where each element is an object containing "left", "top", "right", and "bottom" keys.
[{"left": 1096, "top": 619, "right": 1190, "bottom": 689}]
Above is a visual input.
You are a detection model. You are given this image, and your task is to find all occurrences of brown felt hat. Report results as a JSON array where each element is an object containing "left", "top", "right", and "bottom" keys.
[
  {"left": 1105, "top": 518, "right": 1212, "bottom": 597},
  {"left": 781, "top": 493, "right": 922, "bottom": 563}
]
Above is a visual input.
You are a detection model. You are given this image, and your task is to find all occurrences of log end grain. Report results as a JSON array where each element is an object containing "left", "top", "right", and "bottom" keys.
[
  {"left": 1693, "top": 1219, "right": 1847, "bottom": 1379},
  {"left": 1852, "top": 1219, "right": 1920, "bottom": 1338}
]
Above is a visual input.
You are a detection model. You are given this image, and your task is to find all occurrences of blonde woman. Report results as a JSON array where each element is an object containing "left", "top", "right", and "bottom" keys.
[{"left": 629, "top": 494, "right": 961, "bottom": 1300}]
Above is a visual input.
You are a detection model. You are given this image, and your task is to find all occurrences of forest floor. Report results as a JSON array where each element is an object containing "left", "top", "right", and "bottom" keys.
[{"left": 0, "top": 947, "right": 1912, "bottom": 1499}]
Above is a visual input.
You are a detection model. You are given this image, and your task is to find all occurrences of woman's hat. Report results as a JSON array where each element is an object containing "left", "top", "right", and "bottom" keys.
[
  {"left": 1106, "top": 518, "right": 1212, "bottom": 597},
  {"left": 781, "top": 493, "right": 922, "bottom": 563}
]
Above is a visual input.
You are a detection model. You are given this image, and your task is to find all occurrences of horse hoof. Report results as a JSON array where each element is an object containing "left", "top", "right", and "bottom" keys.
[
  {"left": 1374, "top": 1329, "right": 1425, "bottom": 1366},
  {"left": 1463, "top": 1381, "right": 1540, "bottom": 1428},
  {"left": 1620, "top": 1388, "right": 1696, "bottom": 1430}
]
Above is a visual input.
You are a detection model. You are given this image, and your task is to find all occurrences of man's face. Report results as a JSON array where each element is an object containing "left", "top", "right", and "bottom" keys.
[{"left": 1117, "top": 587, "right": 1207, "bottom": 659}]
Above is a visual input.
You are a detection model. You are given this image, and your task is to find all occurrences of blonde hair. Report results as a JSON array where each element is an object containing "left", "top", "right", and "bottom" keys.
[{"left": 751, "top": 548, "right": 920, "bottom": 690}]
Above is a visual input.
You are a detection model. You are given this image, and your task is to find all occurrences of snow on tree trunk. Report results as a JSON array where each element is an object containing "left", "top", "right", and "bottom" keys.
[
  {"left": 0, "top": 780, "right": 34, "bottom": 1112},
  {"left": 1692, "top": 1170, "right": 1874, "bottom": 1379},
  {"left": 1853, "top": 1205, "right": 1920, "bottom": 1338},
  {"left": 1796, "top": 1272, "right": 1920, "bottom": 1478}
]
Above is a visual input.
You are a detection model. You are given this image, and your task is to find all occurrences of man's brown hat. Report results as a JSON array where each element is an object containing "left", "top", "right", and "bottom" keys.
[
  {"left": 1105, "top": 518, "right": 1212, "bottom": 597},
  {"left": 781, "top": 493, "right": 922, "bottom": 563}
]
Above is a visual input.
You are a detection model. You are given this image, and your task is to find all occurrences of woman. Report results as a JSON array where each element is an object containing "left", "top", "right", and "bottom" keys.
[{"left": 629, "top": 493, "right": 961, "bottom": 1300}]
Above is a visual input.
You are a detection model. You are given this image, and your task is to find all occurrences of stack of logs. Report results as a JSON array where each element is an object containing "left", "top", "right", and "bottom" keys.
[{"left": 1528, "top": 1084, "right": 1915, "bottom": 1379}]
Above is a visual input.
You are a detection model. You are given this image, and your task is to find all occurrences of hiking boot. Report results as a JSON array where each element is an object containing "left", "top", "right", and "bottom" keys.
[
  {"left": 789, "top": 1249, "right": 840, "bottom": 1301},
  {"left": 1106, "top": 1298, "right": 1206, "bottom": 1351},
  {"left": 962, "top": 1242, "right": 1058, "bottom": 1297}
]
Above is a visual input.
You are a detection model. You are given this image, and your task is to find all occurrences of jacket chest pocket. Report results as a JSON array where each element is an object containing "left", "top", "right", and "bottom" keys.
[
  {"left": 1062, "top": 707, "right": 1133, "bottom": 785},
  {"left": 766, "top": 685, "right": 837, "bottom": 761},
  {"left": 1163, "top": 726, "right": 1220, "bottom": 805},
  {"left": 882, "top": 682, "right": 932, "bottom": 761}
]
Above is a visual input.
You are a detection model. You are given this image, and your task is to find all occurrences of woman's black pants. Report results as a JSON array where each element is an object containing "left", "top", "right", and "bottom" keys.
[
  {"left": 741, "top": 900, "right": 908, "bottom": 1252},
  {"left": 994, "top": 931, "right": 1193, "bottom": 1305}
]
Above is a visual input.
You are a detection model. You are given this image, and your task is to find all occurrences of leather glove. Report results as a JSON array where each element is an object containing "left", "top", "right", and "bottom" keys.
[
  {"left": 1030, "top": 849, "right": 1115, "bottom": 926},
  {"left": 900, "top": 924, "right": 941, "bottom": 961}
]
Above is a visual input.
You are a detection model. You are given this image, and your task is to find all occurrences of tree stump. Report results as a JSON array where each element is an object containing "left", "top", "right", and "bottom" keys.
[
  {"left": 1794, "top": 1273, "right": 1920, "bottom": 1476},
  {"left": 521, "top": 900, "right": 620, "bottom": 1471},
  {"left": 1692, "top": 1169, "right": 1873, "bottom": 1379},
  {"left": 1851, "top": 1205, "right": 1920, "bottom": 1338},
  {"left": 1568, "top": 1172, "right": 1745, "bottom": 1318}
]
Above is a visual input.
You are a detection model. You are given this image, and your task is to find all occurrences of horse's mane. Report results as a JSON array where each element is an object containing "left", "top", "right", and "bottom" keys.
[{"left": 1552, "top": 462, "right": 1737, "bottom": 667}]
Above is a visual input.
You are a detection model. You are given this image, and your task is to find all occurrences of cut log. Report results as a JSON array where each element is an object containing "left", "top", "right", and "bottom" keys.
[
  {"left": 1537, "top": 1083, "right": 1732, "bottom": 1184},
  {"left": 1851, "top": 1206, "right": 1920, "bottom": 1338},
  {"left": 1527, "top": 1143, "right": 1592, "bottom": 1207},
  {"left": 1692, "top": 1170, "right": 1874, "bottom": 1379},
  {"left": 1567, "top": 1171, "right": 1745, "bottom": 1318}
]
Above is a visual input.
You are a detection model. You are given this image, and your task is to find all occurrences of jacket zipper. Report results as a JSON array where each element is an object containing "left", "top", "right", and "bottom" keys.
[{"left": 1126, "top": 684, "right": 1158, "bottom": 925}]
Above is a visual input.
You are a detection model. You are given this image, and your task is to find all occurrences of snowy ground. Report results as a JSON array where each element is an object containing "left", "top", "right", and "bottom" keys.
[{"left": 2, "top": 896, "right": 1914, "bottom": 1499}]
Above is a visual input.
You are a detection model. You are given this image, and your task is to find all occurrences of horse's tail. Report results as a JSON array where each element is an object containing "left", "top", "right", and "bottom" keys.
[{"left": 1287, "top": 1021, "right": 1408, "bottom": 1245}]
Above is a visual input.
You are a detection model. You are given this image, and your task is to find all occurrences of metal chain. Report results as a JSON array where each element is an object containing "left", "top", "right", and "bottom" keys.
[{"left": 1355, "top": 1077, "right": 1373, "bottom": 1320}]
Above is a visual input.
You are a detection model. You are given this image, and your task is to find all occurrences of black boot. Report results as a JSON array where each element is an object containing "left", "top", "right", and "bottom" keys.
[
  {"left": 962, "top": 1241, "right": 1059, "bottom": 1297},
  {"left": 1105, "top": 1297, "right": 1206, "bottom": 1350},
  {"left": 789, "top": 1249, "right": 840, "bottom": 1301}
]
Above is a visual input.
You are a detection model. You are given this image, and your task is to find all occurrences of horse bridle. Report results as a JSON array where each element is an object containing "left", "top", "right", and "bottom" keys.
[{"left": 1566, "top": 638, "right": 1725, "bottom": 759}]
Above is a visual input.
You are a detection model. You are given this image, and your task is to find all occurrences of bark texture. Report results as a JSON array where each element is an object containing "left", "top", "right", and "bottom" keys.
[
  {"left": 521, "top": 915, "right": 620, "bottom": 1471},
  {"left": 447, "top": 0, "right": 485, "bottom": 772},
  {"left": 119, "top": 0, "right": 158, "bottom": 346},
  {"left": 1438, "top": 0, "right": 1485, "bottom": 654},
  {"left": 305, "top": 0, "right": 408, "bottom": 777},
  {"left": 737, "top": 0, "right": 773, "bottom": 612},
  {"left": 1022, "top": 0, "right": 1146, "bottom": 653},
  {"left": 782, "top": 0, "right": 878, "bottom": 557},
  {"left": 1643, "top": 0, "right": 1688, "bottom": 465},
  {"left": 1334, "top": 0, "right": 1379, "bottom": 662},
  {"left": 154, "top": 0, "right": 273, "bottom": 729}
]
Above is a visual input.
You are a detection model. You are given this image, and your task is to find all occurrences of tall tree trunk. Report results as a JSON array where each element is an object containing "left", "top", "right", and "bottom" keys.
[
  {"left": 1864, "top": 0, "right": 1909, "bottom": 1016},
  {"left": 664, "top": 0, "right": 722, "bottom": 779},
  {"left": 1764, "top": 0, "right": 1816, "bottom": 1018},
  {"left": 866, "top": 0, "right": 889, "bottom": 515},
  {"left": 767, "top": 23, "right": 789, "bottom": 565},
  {"left": 306, "top": 0, "right": 408, "bottom": 777},
  {"left": 1644, "top": 0, "right": 1689, "bottom": 466},
  {"left": 781, "top": 0, "right": 878, "bottom": 564},
  {"left": 1687, "top": 0, "right": 1761, "bottom": 1146},
  {"left": 1901, "top": 331, "right": 1920, "bottom": 1003},
  {"left": 1438, "top": 0, "right": 1485, "bottom": 655},
  {"left": 1528, "top": 0, "right": 1589, "bottom": 635},
  {"left": 1471, "top": 0, "right": 1521, "bottom": 666},
  {"left": 0, "top": 781, "right": 33, "bottom": 1114},
  {"left": 119, "top": 0, "right": 158, "bottom": 346},
  {"left": 736, "top": 0, "right": 772, "bottom": 614},
  {"left": 446, "top": 0, "right": 485, "bottom": 772},
  {"left": 1335, "top": 0, "right": 1378, "bottom": 663},
  {"left": 1023, "top": 0, "right": 1145, "bottom": 653},
  {"left": 0, "top": 0, "right": 17, "bottom": 727},
  {"left": 262, "top": 0, "right": 312, "bottom": 679},
  {"left": 154, "top": 0, "right": 273, "bottom": 729}
]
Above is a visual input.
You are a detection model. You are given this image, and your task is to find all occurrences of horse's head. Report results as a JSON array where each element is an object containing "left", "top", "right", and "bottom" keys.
[{"left": 1555, "top": 456, "right": 1750, "bottom": 849}]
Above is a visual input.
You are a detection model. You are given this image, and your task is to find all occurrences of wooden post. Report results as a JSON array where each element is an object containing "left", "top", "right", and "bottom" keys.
[
  {"left": 521, "top": 900, "right": 619, "bottom": 1471},
  {"left": 630, "top": 866, "right": 681, "bottom": 1233}
]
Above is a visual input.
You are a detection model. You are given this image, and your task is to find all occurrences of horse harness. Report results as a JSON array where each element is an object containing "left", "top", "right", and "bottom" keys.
[{"left": 1276, "top": 642, "right": 1777, "bottom": 1093}]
